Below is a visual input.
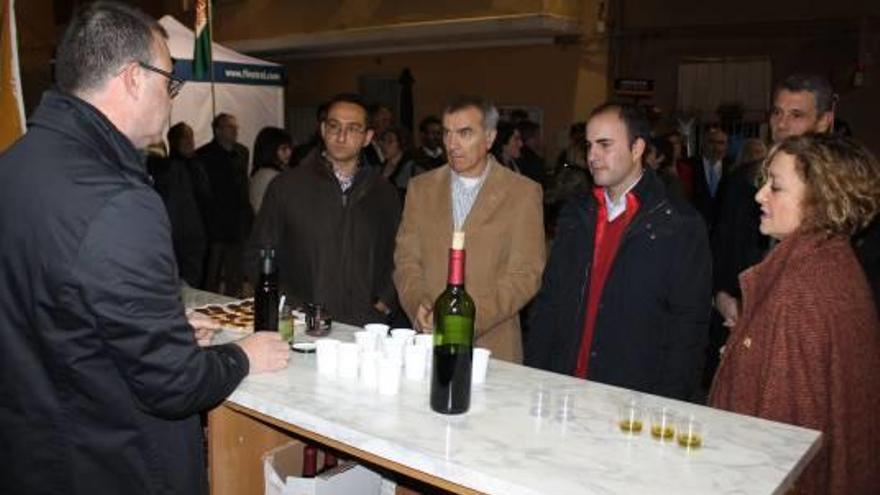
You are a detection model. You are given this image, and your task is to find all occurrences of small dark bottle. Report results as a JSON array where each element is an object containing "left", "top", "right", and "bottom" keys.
[
  {"left": 254, "top": 248, "right": 279, "bottom": 332},
  {"left": 301, "top": 445, "right": 318, "bottom": 478}
]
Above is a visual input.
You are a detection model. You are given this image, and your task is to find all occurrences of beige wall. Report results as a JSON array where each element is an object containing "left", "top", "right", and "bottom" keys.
[
  {"left": 213, "top": 0, "right": 582, "bottom": 41},
  {"left": 284, "top": 42, "right": 589, "bottom": 156},
  {"left": 215, "top": 1, "right": 606, "bottom": 160}
]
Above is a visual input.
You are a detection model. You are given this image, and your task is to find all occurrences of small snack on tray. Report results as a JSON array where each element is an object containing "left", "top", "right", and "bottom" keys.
[{"left": 192, "top": 298, "right": 255, "bottom": 332}]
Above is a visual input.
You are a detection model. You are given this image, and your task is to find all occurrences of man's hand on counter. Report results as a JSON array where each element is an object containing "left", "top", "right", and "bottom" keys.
[
  {"left": 235, "top": 332, "right": 290, "bottom": 373},
  {"left": 416, "top": 300, "right": 434, "bottom": 333},
  {"left": 186, "top": 310, "right": 221, "bottom": 346}
]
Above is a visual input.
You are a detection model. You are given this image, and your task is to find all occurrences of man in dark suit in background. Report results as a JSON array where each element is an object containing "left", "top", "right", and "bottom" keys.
[
  {"left": 690, "top": 126, "right": 730, "bottom": 232},
  {"left": 363, "top": 103, "right": 394, "bottom": 168}
]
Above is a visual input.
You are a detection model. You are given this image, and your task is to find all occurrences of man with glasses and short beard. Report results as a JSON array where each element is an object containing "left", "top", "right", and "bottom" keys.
[
  {"left": 248, "top": 94, "right": 401, "bottom": 326},
  {"left": 0, "top": 2, "right": 290, "bottom": 493}
]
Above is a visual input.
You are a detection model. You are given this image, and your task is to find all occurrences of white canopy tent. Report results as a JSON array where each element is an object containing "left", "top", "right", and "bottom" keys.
[{"left": 159, "top": 16, "right": 286, "bottom": 162}]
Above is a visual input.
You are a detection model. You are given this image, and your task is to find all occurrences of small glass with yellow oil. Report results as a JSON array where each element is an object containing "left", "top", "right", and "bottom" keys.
[
  {"left": 676, "top": 414, "right": 703, "bottom": 450},
  {"left": 617, "top": 396, "right": 644, "bottom": 435},
  {"left": 650, "top": 407, "right": 677, "bottom": 441}
]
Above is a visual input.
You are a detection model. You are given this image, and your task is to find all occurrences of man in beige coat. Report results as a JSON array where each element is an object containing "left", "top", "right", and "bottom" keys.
[{"left": 394, "top": 96, "right": 545, "bottom": 362}]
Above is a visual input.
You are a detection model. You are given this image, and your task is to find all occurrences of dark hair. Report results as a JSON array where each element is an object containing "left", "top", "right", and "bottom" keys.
[
  {"left": 212, "top": 113, "right": 234, "bottom": 130},
  {"left": 509, "top": 109, "right": 530, "bottom": 123},
  {"left": 315, "top": 101, "right": 330, "bottom": 122},
  {"left": 418, "top": 115, "right": 441, "bottom": 134},
  {"left": 569, "top": 122, "right": 586, "bottom": 139},
  {"left": 589, "top": 102, "right": 651, "bottom": 148},
  {"left": 443, "top": 95, "right": 499, "bottom": 131},
  {"left": 650, "top": 136, "right": 674, "bottom": 170},
  {"left": 326, "top": 93, "right": 369, "bottom": 124},
  {"left": 55, "top": 1, "right": 166, "bottom": 94},
  {"left": 491, "top": 121, "right": 518, "bottom": 160},
  {"left": 167, "top": 122, "right": 191, "bottom": 151},
  {"left": 774, "top": 73, "right": 835, "bottom": 115},
  {"left": 379, "top": 126, "right": 413, "bottom": 154},
  {"left": 251, "top": 127, "right": 292, "bottom": 175},
  {"left": 517, "top": 120, "right": 540, "bottom": 141}
]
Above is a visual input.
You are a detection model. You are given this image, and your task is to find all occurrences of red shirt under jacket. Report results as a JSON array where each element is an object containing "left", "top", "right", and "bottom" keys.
[{"left": 575, "top": 188, "right": 640, "bottom": 378}]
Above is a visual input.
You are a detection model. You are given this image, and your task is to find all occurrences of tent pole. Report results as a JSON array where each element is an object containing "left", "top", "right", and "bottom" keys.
[{"left": 208, "top": 0, "right": 216, "bottom": 117}]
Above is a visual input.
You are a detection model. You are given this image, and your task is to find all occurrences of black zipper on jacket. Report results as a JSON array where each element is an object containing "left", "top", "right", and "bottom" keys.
[
  {"left": 569, "top": 194, "right": 670, "bottom": 371},
  {"left": 569, "top": 196, "right": 595, "bottom": 369}
]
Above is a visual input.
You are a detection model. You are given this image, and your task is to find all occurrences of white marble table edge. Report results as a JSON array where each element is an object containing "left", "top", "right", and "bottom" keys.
[{"left": 184, "top": 289, "right": 822, "bottom": 495}]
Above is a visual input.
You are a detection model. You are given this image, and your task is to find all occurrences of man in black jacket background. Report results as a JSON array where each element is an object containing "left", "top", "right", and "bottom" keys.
[
  {"left": 525, "top": 103, "right": 711, "bottom": 401},
  {"left": 148, "top": 122, "right": 212, "bottom": 288},
  {"left": 198, "top": 112, "right": 253, "bottom": 296},
  {"left": 0, "top": 3, "right": 288, "bottom": 494}
]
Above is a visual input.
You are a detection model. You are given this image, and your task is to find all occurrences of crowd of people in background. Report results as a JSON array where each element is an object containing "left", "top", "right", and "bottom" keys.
[{"left": 2, "top": 3, "right": 877, "bottom": 494}]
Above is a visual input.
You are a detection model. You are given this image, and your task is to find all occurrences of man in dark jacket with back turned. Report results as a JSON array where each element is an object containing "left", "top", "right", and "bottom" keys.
[
  {"left": 198, "top": 112, "right": 252, "bottom": 297},
  {"left": 0, "top": 3, "right": 289, "bottom": 494},
  {"left": 248, "top": 94, "right": 401, "bottom": 326},
  {"left": 525, "top": 103, "right": 711, "bottom": 401},
  {"left": 149, "top": 122, "right": 212, "bottom": 288}
]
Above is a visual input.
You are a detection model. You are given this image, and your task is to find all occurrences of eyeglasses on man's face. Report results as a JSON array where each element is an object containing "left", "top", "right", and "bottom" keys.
[
  {"left": 324, "top": 119, "right": 367, "bottom": 138},
  {"left": 138, "top": 62, "right": 185, "bottom": 99}
]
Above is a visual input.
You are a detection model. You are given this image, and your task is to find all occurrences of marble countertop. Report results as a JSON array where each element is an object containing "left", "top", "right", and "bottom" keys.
[{"left": 185, "top": 289, "right": 821, "bottom": 495}]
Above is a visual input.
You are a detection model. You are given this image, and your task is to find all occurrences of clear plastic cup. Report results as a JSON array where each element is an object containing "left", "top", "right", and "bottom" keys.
[
  {"left": 413, "top": 334, "right": 433, "bottom": 349},
  {"left": 377, "top": 356, "right": 402, "bottom": 396},
  {"left": 336, "top": 342, "right": 359, "bottom": 380},
  {"left": 471, "top": 348, "right": 491, "bottom": 385},
  {"left": 354, "top": 330, "right": 379, "bottom": 353},
  {"left": 530, "top": 387, "right": 553, "bottom": 418},
  {"left": 404, "top": 344, "right": 427, "bottom": 381},
  {"left": 315, "top": 338, "right": 340, "bottom": 376},
  {"left": 382, "top": 337, "right": 406, "bottom": 361},
  {"left": 364, "top": 323, "right": 390, "bottom": 338},
  {"left": 390, "top": 328, "right": 416, "bottom": 344},
  {"left": 359, "top": 351, "right": 380, "bottom": 389},
  {"left": 556, "top": 389, "right": 576, "bottom": 420}
]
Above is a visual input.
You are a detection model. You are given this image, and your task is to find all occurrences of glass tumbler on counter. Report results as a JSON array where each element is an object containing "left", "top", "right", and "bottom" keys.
[
  {"left": 677, "top": 414, "right": 703, "bottom": 449},
  {"left": 618, "top": 396, "right": 644, "bottom": 434},
  {"left": 529, "top": 387, "right": 553, "bottom": 418},
  {"left": 650, "top": 407, "right": 677, "bottom": 441},
  {"left": 305, "top": 303, "right": 332, "bottom": 337},
  {"left": 278, "top": 303, "right": 295, "bottom": 344}
]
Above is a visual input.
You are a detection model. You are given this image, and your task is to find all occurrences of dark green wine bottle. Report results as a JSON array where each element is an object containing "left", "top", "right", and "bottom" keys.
[
  {"left": 430, "top": 232, "right": 475, "bottom": 414},
  {"left": 254, "top": 248, "right": 278, "bottom": 332}
]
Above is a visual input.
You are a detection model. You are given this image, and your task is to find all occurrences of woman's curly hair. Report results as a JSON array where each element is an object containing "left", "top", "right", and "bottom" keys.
[{"left": 761, "top": 133, "right": 880, "bottom": 237}]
